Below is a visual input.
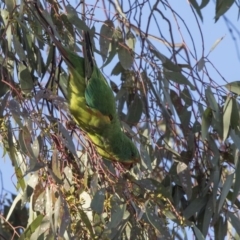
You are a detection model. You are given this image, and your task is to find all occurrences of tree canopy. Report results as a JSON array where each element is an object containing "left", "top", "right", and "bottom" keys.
[{"left": 1, "top": 0, "right": 240, "bottom": 239}]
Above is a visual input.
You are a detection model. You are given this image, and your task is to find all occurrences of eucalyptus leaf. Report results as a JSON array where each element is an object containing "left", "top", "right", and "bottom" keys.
[
  {"left": 19, "top": 214, "right": 45, "bottom": 240},
  {"left": 99, "top": 20, "right": 114, "bottom": 62},
  {"left": 145, "top": 203, "right": 171, "bottom": 239},
  {"left": 164, "top": 70, "right": 195, "bottom": 90},
  {"left": 218, "top": 173, "right": 234, "bottom": 213},
  {"left": 189, "top": 0, "right": 203, "bottom": 21},
  {"left": 13, "top": 35, "right": 26, "bottom": 61},
  {"left": 177, "top": 162, "right": 192, "bottom": 200},
  {"left": 18, "top": 63, "right": 33, "bottom": 94},
  {"left": 91, "top": 188, "right": 106, "bottom": 214},
  {"left": 223, "top": 95, "right": 232, "bottom": 141},
  {"left": 125, "top": 94, "right": 143, "bottom": 126},
  {"left": 224, "top": 81, "right": 240, "bottom": 95},
  {"left": 118, "top": 44, "right": 134, "bottom": 70},
  {"left": 215, "top": 0, "right": 235, "bottom": 21},
  {"left": 201, "top": 108, "right": 212, "bottom": 140},
  {"left": 66, "top": 5, "right": 89, "bottom": 31}
]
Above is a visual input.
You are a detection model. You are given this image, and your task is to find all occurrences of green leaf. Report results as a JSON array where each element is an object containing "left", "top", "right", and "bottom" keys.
[
  {"left": 214, "top": 216, "right": 227, "bottom": 240},
  {"left": 189, "top": 0, "right": 203, "bottom": 21},
  {"left": 55, "top": 194, "right": 71, "bottom": 236},
  {"left": 101, "top": 41, "right": 117, "bottom": 68},
  {"left": 200, "top": 0, "right": 210, "bottom": 8},
  {"left": 91, "top": 188, "right": 105, "bottom": 214},
  {"left": 228, "top": 211, "right": 240, "bottom": 236},
  {"left": 19, "top": 214, "right": 45, "bottom": 240},
  {"left": 51, "top": 149, "right": 62, "bottom": 183},
  {"left": 230, "top": 129, "right": 240, "bottom": 151},
  {"left": 197, "top": 57, "right": 205, "bottom": 71},
  {"left": 223, "top": 95, "right": 232, "bottom": 141},
  {"left": 215, "top": 0, "right": 235, "bottom": 22},
  {"left": 118, "top": 44, "right": 134, "bottom": 70},
  {"left": 40, "top": 10, "right": 61, "bottom": 40},
  {"left": 224, "top": 81, "right": 240, "bottom": 95},
  {"left": 13, "top": 35, "right": 26, "bottom": 61},
  {"left": 201, "top": 108, "right": 212, "bottom": 140},
  {"left": 140, "top": 144, "right": 152, "bottom": 170},
  {"left": 164, "top": 70, "right": 195, "bottom": 90},
  {"left": 232, "top": 153, "right": 240, "bottom": 203},
  {"left": 218, "top": 173, "right": 234, "bottom": 213},
  {"left": 27, "top": 215, "right": 50, "bottom": 239},
  {"left": 183, "top": 196, "right": 208, "bottom": 219},
  {"left": 32, "top": 182, "right": 45, "bottom": 212},
  {"left": 177, "top": 162, "right": 192, "bottom": 200},
  {"left": 126, "top": 31, "right": 136, "bottom": 50},
  {"left": 192, "top": 120, "right": 201, "bottom": 133},
  {"left": 202, "top": 196, "right": 213, "bottom": 237},
  {"left": 18, "top": 63, "right": 33, "bottom": 94},
  {"left": 111, "top": 62, "right": 124, "bottom": 76},
  {"left": 181, "top": 87, "right": 192, "bottom": 107},
  {"left": 125, "top": 94, "right": 143, "bottom": 126},
  {"left": 145, "top": 202, "right": 171, "bottom": 238},
  {"left": 66, "top": 5, "right": 89, "bottom": 31},
  {"left": 32, "top": 137, "right": 40, "bottom": 158},
  {"left": 210, "top": 165, "right": 220, "bottom": 210},
  {"left": 79, "top": 209, "right": 94, "bottom": 238},
  {"left": 59, "top": 70, "right": 68, "bottom": 99},
  {"left": 179, "top": 108, "right": 191, "bottom": 130},
  {"left": 5, "top": 0, "right": 15, "bottom": 12},
  {"left": 192, "top": 225, "right": 205, "bottom": 240},
  {"left": 231, "top": 98, "right": 240, "bottom": 130},
  {"left": 99, "top": 20, "right": 114, "bottom": 62},
  {"left": 132, "top": 178, "right": 172, "bottom": 199},
  {"left": 205, "top": 87, "right": 220, "bottom": 120},
  {"left": 149, "top": 47, "right": 181, "bottom": 72},
  {"left": 0, "top": 66, "right": 10, "bottom": 97},
  {"left": 58, "top": 122, "right": 77, "bottom": 157},
  {"left": 108, "top": 198, "right": 126, "bottom": 229},
  {"left": 170, "top": 89, "right": 183, "bottom": 114}
]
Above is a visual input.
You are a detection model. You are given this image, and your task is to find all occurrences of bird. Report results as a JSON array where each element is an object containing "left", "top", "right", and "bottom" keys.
[{"left": 51, "top": 31, "right": 140, "bottom": 165}]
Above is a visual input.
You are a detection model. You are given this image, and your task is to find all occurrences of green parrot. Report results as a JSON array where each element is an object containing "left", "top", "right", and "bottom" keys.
[{"left": 50, "top": 31, "right": 140, "bottom": 164}]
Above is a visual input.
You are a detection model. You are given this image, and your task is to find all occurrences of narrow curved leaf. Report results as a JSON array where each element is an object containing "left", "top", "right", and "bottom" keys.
[
  {"left": 91, "top": 188, "right": 106, "bottom": 214},
  {"left": 183, "top": 196, "right": 208, "bottom": 219},
  {"left": 228, "top": 211, "right": 240, "bottom": 236},
  {"left": 19, "top": 214, "right": 45, "bottom": 240},
  {"left": 18, "top": 63, "right": 33, "bottom": 94},
  {"left": 66, "top": 5, "right": 89, "bottom": 31},
  {"left": 100, "top": 20, "right": 114, "bottom": 62},
  {"left": 201, "top": 108, "right": 212, "bottom": 140},
  {"left": 126, "top": 95, "right": 143, "bottom": 126},
  {"left": 215, "top": 0, "right": 235, "bottom": 21},
  {"left": 192, "top": 225, "right": 205, "bottom": 240},
  {"left": 164, "top": 70, "right": 195, "bottom": 90},
  {"left": 205, "top": 87, "right": 220, "bottom": 119},
  {"left": 189, "top": 0, "right": 203, "bottom": 21},
  {"left": 223, "top": 95, "right": 232, "bottom": 141},
  {"left": 126, "top": 31, "right": 136, "bottom": 50},
  {"left": 145, "top": 202, "right": 171, "bottom": 239},
  {"left": 177, "top": 162, "right": 192, "bottom": 200},
  {"left": 218, "top": 173, "right": 234, "bottom": 213},
  {"left": 118, "top": 44, "right": 134, "bottom": 70},
  {"left": 225, "top": 81, "right": 240, "bottom": 95},
  {"left": 232, "top": 152, "right": 240, "bottom": 203}
]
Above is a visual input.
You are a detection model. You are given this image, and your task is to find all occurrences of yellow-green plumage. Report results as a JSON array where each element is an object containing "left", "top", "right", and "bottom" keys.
[{"left": 52, "top": 32, "right": 140, "bottom": 164}]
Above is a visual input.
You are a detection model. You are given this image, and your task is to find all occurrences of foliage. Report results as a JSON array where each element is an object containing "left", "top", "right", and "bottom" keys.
[{"left": 0, "top": 0, "right": 240, "bottom": 239}]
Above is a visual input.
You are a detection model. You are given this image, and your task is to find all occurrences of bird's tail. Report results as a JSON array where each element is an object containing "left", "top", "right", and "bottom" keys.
[{"left": 83, "top": 32, "right": 95, "bottom": 82}]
